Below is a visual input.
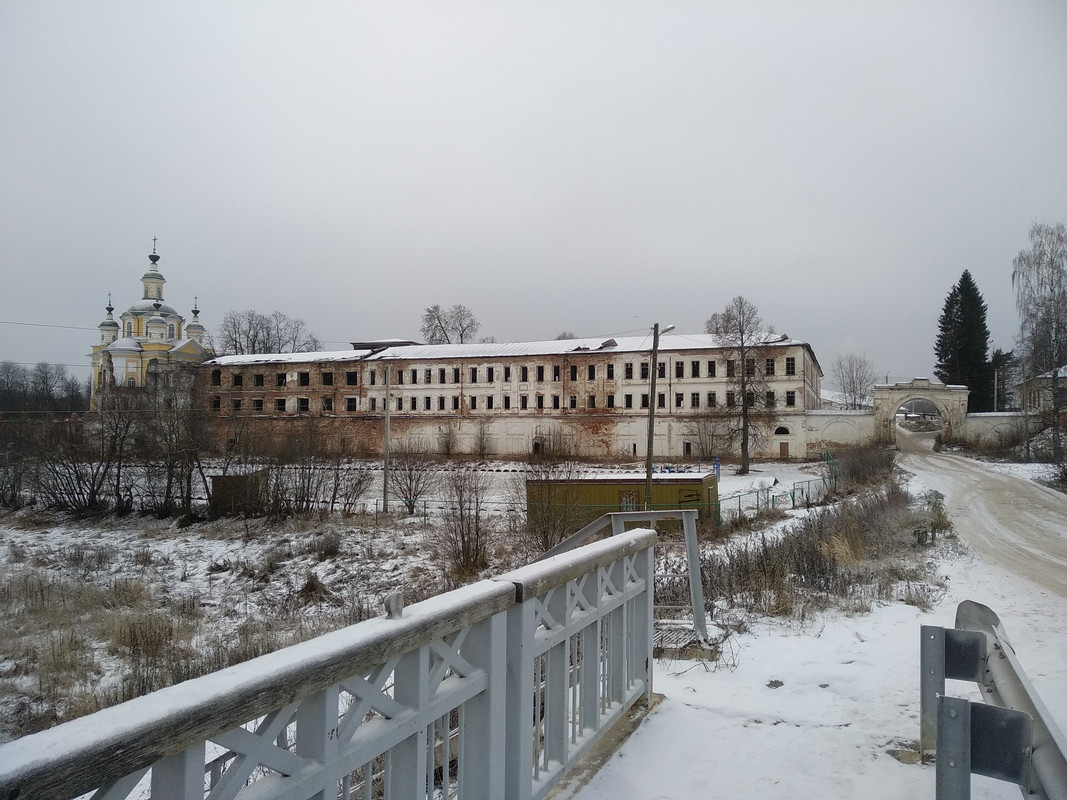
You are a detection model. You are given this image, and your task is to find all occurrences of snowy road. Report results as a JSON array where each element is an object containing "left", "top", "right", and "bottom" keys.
[{"left": 896, "top": 427, "right": 1067, "bottom": 599}]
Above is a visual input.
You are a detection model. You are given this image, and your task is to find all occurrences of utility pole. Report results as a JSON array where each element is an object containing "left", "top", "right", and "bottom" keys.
[
  {"left": 383, "top": 362, "right": 390, "bottom": 512},
  {"left": 645, "top": 322, "right": 674, "bottom": 510}
]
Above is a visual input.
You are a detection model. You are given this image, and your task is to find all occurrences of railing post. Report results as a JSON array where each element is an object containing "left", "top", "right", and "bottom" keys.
[
  {"left": 295, "top": 684, "right": 339, "bottom": 800},
  {"left": 681, "top": 509, "right": 710, "bottom": 642},
  {"left": 459, "top": 611, "right": 507, "bottom": 798},
  {"left": 920, "top": 625, "right": 946, "bottom": 756},
  {"left": 504, "top": 593, "right": 536, "bottom": 800},
  {"left": 150, "top": 744, "right": 203, "bottom": 800},
  {"left": 390, "top": 646, "right": 430, "bottom": 797}
]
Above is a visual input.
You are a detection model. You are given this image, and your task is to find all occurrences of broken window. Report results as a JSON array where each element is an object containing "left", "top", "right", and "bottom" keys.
[
  {"left": 275, "top": 398, "right": 286, "bottom": 412},
  {"left": 211, "top": 396, "right": 221, "bottom": 411},
  {"left": 657, "top": 393, "right": 665, "bottom": 408},
  {"left": 625, "top": 363, "right": 634, "bottom": 380},
  {"left": 726, "top": 360, "right": 735, "bottom": 378},
  {"left": 487, "top": 366, "right": 495, "bottom": 382},
  {"left": 745, "top": 359, "right": 756, "bottom": 378},
  {"left": 537, "top": 366, "right": 545, "bottom": 382},
  {"left": 298, "top": 397, "right": 309, "bottom": 412},
  {"left": 299, "top": 372, "right": 310, "bottom": 387},
  {"left": 323, "top": 397, "right": 333, "bottom": 412},
  {"left": 607, "top": 363, "right": 615, "bottom": 379},
  {"left": 766, "top": 391, "right": 776, "bottom": 407},
  {"left": 658, "top": 362, "right": 665, "bottom": 379},
  {"left": 322, "top": 372, "right": 334, "bottom": 386},
  {"left": 521, "top": 365, "right": 529, "bottom": 382},
  {"left": 504, "top": 395, "right": 511, "bottom": 409},
  {"left": 708, "top": 391, "right": 717, "bottom": 407},
  {"left": 347, "top": 397, "right": 358, "bottom": 412},
  {"left": 346, "top": 371, "right": 359, "bottom": 386},
  {"left": 726, "top": 391, "right": 736, "bottom": 408},
  {"left": 607, "top": 394, "right": 615, "bottom": 408},
  {"left": 470, "top": 367, "right": 478, "bottom": 383},
  {"left": 252, "top": 398, "right": 263, "bottom": 412},
  {"left": 675, "top": 392, "right": 683, "bottom": 408},
  {"left": 675, "top": 362, "right": 684, "bottom": 379},
  {"left": 625, "top": 394, "right": 633, "bottom": 408},
  {"left": 254, "top": 373, "right": 265, "bottom": 387},
  {"left": 765, "top": 359, "right": 775, "bottom": 376},
  {"left": 641, "top": 394, "right": 649, "bottom": 409},
  {"left": 232, "top": 373, "right": 243, "bottom": 388},
  {"left": 520, "top": 394, "right": 528, "bottom": 409},
  {"left": 231, "top": 398, "right": 242, "bottom": 412}
]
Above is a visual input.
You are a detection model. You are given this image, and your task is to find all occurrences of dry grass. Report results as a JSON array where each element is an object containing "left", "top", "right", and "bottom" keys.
[{"left": 702, "top": 480, "right": 947, "bottom": 620}]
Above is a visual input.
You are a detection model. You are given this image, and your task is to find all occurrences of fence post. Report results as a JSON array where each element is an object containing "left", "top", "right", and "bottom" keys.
[{"left": 681, "top": 510, "right": 710, "bottom": 643}]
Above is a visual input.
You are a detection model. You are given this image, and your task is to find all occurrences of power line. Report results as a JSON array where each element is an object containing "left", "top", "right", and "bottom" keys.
[{"left": 0, "top": 319, "right": 98, "bottom": 332}]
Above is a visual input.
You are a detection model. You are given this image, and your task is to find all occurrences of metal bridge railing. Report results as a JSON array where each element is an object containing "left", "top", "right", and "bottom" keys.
[
  {"left": 920, "top": 600, "right": 1067, "bottom": 799},
  {"left": 0, "top": 530, "right": 655, "bottom": 800}
]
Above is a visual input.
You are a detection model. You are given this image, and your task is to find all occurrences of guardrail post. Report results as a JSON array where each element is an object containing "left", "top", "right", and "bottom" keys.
[{"left": 936, "top": 696, "right": 972, "bottom": 800}]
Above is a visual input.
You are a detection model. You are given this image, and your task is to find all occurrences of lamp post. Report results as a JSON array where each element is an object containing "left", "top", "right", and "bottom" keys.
[{"left": 645, "top": 322, "right": 674, "bottom": 510}]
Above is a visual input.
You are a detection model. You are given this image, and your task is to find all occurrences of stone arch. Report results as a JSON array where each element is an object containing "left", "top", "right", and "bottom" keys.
[{"left": 871, "top": 379, "right": 969, "bottom": 445}]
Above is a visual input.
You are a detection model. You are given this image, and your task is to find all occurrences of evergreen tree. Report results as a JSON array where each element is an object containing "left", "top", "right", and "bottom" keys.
[{"left": 934, "top": 270, "right": 993, "bottom": 411}]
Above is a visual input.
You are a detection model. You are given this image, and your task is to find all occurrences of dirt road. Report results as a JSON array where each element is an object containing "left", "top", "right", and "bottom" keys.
[{"left": 896, "top": 426, "right": 1067, "bottom": 599}]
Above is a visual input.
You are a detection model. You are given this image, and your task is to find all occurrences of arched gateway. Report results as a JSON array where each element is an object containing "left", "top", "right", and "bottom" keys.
[{"left": 871, "top": 378, "right": 969, "bottom": 444}]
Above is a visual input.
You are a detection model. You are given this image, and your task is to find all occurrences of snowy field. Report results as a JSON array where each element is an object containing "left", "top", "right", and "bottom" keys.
[{"left": 570, "top": 464, "right": 1067, "bottom": 800}]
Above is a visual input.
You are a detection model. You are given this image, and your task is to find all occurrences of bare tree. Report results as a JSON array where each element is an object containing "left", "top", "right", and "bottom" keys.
[
  {"left": 388, "top": 438, "right": 437, "bottom": 514},
  {"left": 683, "top": 414, "right": 737, "bottom": 460},
  {"left": 831, "top": 353, "right": 877, "bottom": 410},
  {"left": 420, "top": 304, "right": 480, "bottom": 344},
  {"left": 437, "top": 468, "right": 492, "bottom": 580},
  {"left": 1013, "top": 222, "right": 1067, "bottom": 462},
  {"left": 555, "top": 331, "right": 577, "bottom": 340},
  {"left": 215, "top": 309, "right": 322, "bottom": 355},
  {"left": 705, "top": 296, "right": 777, "bottom": 474}
]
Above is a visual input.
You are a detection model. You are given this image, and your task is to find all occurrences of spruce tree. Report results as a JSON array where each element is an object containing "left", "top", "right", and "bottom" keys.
[{"left": 934, "top": 270, "right": 993, "bottom": 411}]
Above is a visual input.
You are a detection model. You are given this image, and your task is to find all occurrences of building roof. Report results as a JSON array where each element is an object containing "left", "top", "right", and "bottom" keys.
[{"left": 204, "top": 331, "right": 817, "bottom": 368}]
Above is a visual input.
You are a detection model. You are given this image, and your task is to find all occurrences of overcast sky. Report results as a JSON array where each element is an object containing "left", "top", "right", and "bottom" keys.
[{"left": 2, "top": 2, "right": 1065, "bottom": 388}]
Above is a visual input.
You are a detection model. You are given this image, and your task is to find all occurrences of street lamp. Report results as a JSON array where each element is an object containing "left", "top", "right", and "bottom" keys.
[{"left": 645, "top": 322, "right": 674, "bottom": 510}]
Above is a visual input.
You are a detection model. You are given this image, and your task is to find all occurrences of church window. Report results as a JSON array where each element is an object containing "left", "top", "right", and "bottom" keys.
[
  {"left": 168, "top": 324, "right": 175, "bottom": 339},
  {"left": 125, "top": 322, "right": 133, "bottom": 336}
]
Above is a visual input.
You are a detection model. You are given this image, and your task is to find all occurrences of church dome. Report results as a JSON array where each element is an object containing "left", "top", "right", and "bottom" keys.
[{"left": 125, "top": 298, "right": 180, "bottom": 317}]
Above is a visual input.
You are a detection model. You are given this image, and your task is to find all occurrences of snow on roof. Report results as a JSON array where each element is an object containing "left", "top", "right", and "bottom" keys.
[
  {"left": 362, "top": 332, "right": 807, "bottom": 361},
  {"left": 205, "top": 349, "right": 376, "bottom": 366},
  {"left": 202, "top": 332, "right": 813, "bottom": 367}
]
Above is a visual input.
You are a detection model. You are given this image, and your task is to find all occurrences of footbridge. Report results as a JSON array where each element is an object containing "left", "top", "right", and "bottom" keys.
[{"left": 0, "top": 523, "right": 666, "bottom": 800}]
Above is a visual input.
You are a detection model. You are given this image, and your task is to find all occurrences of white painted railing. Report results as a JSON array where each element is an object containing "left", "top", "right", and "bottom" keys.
[{"left": 0, "top": 530, "right": 655, "bottom": 800}]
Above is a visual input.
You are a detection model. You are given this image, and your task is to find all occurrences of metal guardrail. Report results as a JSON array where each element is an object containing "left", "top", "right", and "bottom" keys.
[
  {"left": 0, "top": 530, "right": 656, "bottom": 800},
  {"left": 920, "top": 600, "right": 1067, "bottom": 799}
]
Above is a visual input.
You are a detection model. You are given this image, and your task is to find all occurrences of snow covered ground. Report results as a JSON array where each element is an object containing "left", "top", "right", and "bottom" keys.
[{"left": 571, "top": 463, "right": 1067, "bottom": 800}]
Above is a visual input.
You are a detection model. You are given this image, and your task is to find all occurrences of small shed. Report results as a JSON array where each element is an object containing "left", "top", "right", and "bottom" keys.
[
  {"left": 210, "top": 469, "right": 269, "bottom": 516},
  {"left": 526, "top": 471, "right": 718, "bottom": 529}
]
